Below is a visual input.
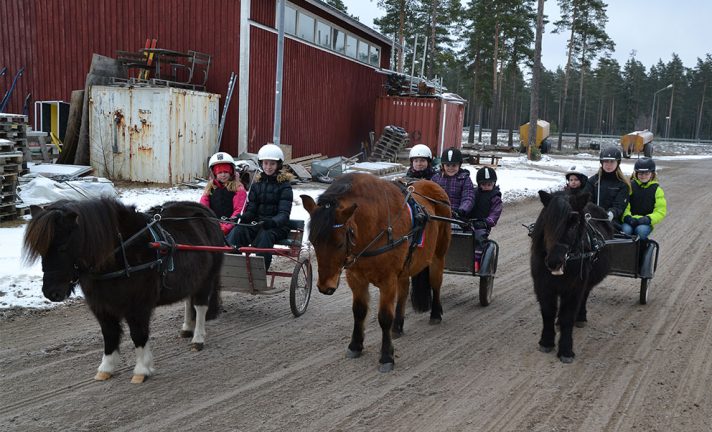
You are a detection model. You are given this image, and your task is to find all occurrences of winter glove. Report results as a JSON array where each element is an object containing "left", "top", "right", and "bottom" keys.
[
  {"left": 623, "top": 215, "right": 633, "bottom": 225},
  {"left": 220, "top": 222, "right": 232, "bottom": 235},
  {"left": 261, "top": 218, "right": 276, "bottom": 229},
  {"left": 637, "top": 216, "right": 651, "bottom": 226},
  {"left": 607, "top": 211, "right": 614, "bottom": 221},
  {"left": 452, "top": 209, "right": 465, "bottom": 220},
  {"left": 472, "top": 219, "right": 489, "bottom": 230}
]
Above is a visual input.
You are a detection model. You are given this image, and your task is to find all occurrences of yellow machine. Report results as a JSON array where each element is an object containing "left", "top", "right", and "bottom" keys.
[
  {"left": 519, "top": 120, "right": 551, "bottom": 153},
  {"left": 620, "top": 130, "right": 654, "bottom": 158}
]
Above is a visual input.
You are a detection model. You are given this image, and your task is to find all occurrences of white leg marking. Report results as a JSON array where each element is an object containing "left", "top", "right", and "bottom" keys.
[
  {"left": 181, "top": 300, "right": 195, "bottom": 333},
  {"left": 192, "top": 305, "right": 208, "bottom": 345},
  {"left": 133, "top": 343, "right": 155, "bottom": 377},
  {"left": 98, "top": 350, "right": 121, "bottom": 374}
]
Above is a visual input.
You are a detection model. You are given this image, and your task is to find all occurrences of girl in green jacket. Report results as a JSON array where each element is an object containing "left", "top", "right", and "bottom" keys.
[{"left": 621, "top": 157, "right": 667, "bottom": 240}]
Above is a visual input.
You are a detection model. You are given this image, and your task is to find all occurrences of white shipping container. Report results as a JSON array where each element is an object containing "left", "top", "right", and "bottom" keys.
[{"left": 89, "top": 86, "right": 220, "bottom": 184}]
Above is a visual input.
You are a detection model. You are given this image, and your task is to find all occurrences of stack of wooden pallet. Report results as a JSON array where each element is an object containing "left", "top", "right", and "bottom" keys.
[
  {"left": 0, "top": 114, "right": 31, "bottom": 221},
  {"left": 368, "top": 126, "right": 410, "bottom": 163}
]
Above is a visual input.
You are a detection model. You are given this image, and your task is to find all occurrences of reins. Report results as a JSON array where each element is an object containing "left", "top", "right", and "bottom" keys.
[{"left": 335, "top": 185, "right": 426, "bottom": 269}]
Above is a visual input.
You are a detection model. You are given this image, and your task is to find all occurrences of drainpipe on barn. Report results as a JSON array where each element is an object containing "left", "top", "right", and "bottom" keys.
[{"left": 273, "top": 0, "right": 286, "bottom": 146}]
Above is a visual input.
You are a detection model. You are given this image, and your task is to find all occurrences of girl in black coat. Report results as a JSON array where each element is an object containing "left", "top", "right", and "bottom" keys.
[
  {"left": 584, "top": 146, "right": 630, "bottom": 223},
  {"left": 227, "top": 143, "right": 294, "bottom": 271}
]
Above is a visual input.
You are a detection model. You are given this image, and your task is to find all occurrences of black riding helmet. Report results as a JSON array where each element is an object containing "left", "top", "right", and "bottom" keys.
[
  {"left": 599, "top": 145, "right": 622, "bottom": 162},
  {"left": 476, "top": 166, "right": 497, "bottom": 184},
  {"left": 634, "top": 157, "right": 656, "bottom": 172},
  {"left": 441, "top": 147, "right": 463, "bottom": 165}
]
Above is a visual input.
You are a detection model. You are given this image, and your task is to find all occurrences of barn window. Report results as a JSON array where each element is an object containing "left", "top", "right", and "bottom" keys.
[
  {"left": 284, "top": 5, "right": 297, "bottom": 35},
  {"left": 333, "top": 29, "right": 345, "bottom": 54},
  {"left": 296, "top": 12, "right": 315, "bottom": 42},
  {"left": 370, "top": 46, "right": 380, "bottom": 66},
  {"left": 316, "top": 21, "right": 331, "bottom": 48},
  {"left": 345, "top": 35, "right": 357, "bottom": 58},
  {"left": 357, "top": 40, "right": 369, "bottom": 63}
]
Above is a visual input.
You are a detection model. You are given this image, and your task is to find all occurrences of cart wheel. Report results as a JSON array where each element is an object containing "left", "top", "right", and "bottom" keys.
[
  {"left": 643, "top": 143, "right": 653, "bottom": 157},
  {"left": 290, "top": 257, "right": 312, "bottom": 317},
  {"left": 479, "top": 276, "right": 494, "bottom": 306},
  {"left": 639, "top": 278, "right": 650, "bottom": 305}
]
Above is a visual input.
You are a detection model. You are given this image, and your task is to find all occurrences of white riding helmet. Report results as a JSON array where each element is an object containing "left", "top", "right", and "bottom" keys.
[
  {"left": 257, "top": 143, "right": 284, "bottom": 162},
  {"left": 409, "top": 144, "right": 432, "bottom": 160},
  {"left": 208, "top": 152, "right": 235, "bottom": 168}
]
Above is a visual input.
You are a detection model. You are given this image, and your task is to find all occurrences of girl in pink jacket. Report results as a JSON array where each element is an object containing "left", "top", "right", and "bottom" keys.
[{"left": 200, "top": 152, "right": 247, "bottom": 236}]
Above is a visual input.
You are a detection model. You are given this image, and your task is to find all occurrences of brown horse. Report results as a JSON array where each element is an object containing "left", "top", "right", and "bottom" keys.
[{"left": 301, "top": 173, "right": 451, "bottom": 372}]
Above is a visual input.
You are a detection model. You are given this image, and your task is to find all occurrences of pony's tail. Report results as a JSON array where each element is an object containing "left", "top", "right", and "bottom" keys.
[{"left": 410, "top": 268, "right": 432, "bottom": 312}]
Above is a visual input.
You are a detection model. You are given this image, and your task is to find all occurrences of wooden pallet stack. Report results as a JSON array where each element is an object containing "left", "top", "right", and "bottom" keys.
[
  {"left": 368, "top": 125, "right": 410, "bottom": 163},
  {"left": 0, "top": 114, "right": 30, "bottom": 221}
]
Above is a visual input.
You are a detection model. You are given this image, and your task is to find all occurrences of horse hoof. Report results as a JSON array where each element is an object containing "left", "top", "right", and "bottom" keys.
[
  {"left": 131, "top": 374, "right": 147, "bottom": 384},
  {"left": 346, "top": 349, "right": 362, "bottom": 359},
  {"left": 429, "top": 318, "right": 442, "bottom": 325},
  {"left": 392, "top": 330, "right": 403, "bottom": 339},
  {"left": 94, "top": 371, "right": 112, "bottom": 381},
  {"left": 191, "top": 343, "right": 204, "bottom": 352},
  {"left": 538, "top": 345, "right": 554, "bottom": 354},
  {"left": 559, "top": 356, "right": 575, "bottom": 364},
  {"left": 574, "top": 320, "right": 587, "bottom": 328},
  {"left": 180, "top": 330, "right": 193, "bottom": 338},
  {"left": 379, "top": 362, "right": 394, "bottom": 373}
]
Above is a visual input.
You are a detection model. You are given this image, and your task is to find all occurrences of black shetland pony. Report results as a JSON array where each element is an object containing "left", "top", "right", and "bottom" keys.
[
  {"left": 23, "top": 198, "right": 224, "bottom": 383},
  {"left": 531, "top": 190, "right": 614, "bottom": 363}
]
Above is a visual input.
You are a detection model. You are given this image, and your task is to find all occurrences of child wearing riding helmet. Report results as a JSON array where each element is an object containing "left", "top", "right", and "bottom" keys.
[
  {"left": 200, "top": 152, "right": 247, "bottom": 237},
  {"left": 621, "top": 157, "right": 666, "bottom": 240},
  {"left": 564, "top": 166, "right": 588, "bottom": 193},
  {"left": 406, "top": 144, "right": 437, "bottom": 180},
  {"left": 584, "top": 145, "right": 630, "bottom": 223},
  {"left": 431, "top": 147, "right": 475, "bottom": 220},
  {"left": 469, "top": 166, "right": 503, "bottom": 271},
  {"left": 227, "top": 143, "right": 294, "bottom": 271}
]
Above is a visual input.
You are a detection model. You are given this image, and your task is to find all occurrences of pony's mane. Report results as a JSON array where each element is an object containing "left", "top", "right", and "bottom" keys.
[
  {"left": 23, "top": 197, "right": 141, "bottom": 270},
  {"left": 532, "top": 191, "right": 573, "bottom": 245},
  {"left": 308, "top": 175, "right": 354, "bottom": 245}
]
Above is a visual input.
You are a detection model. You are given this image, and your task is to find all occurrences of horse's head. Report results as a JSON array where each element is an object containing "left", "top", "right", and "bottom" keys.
[
  {"left": 23, "top": 204, "right": 82, "bottom": 301},
  {"left": 537, "top": 191, "right": 590, "bottom": 275},
  {"left": 302, "top": 193, "right": 358, "bottom": 295}
]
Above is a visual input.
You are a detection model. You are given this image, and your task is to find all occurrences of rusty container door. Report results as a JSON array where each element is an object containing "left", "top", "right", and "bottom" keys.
[
  {"left": 375, "top": 96, "right": 465, "bottom": 159},
  {"left": 90, "top": 86, "right": 219, "bottom": 184}
]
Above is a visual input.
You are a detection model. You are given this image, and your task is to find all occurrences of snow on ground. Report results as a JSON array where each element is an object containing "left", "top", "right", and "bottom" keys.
[{"left": 2, "top": 152, "right": 710, "bottom": 310}]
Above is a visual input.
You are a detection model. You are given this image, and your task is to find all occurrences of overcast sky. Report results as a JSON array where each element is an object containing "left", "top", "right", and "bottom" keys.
[{"left": 342, "top": 0, "right": 712, "bottom": 72}]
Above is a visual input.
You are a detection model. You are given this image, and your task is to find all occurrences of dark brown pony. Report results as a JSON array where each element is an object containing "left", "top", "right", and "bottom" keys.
[
  {"left": 23, "top": 198, "right": 224, "bottom": 383},
  {"left": 531, "top": 190, "right": 614, "bottom": 363},
  {"left": 301, "top": 173, "right": 451, "bottom": 372}
]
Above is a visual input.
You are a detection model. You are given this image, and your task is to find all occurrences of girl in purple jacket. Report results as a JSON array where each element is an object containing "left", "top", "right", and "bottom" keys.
[{"left": 431, "top": 147, "right": 475, "bottom": 220}]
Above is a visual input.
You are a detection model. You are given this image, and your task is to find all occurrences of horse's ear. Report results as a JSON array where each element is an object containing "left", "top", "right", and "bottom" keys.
[
  {"left": 301, "top": 195, "right": 317, "bottom": 214},
  {"left": 335, "top": 203, "right": 358, "bottom": 225},
  {"left": 538, "top": 190, "right": 552, "bottom": 207},
  {"left": 30, "top": 205, "right": 44, "bottom": 218}
]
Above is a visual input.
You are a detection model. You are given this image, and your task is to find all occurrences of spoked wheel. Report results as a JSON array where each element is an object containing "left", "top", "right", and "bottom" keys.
[
  {"left": 479, "top": 276, "right": 494, "bottom": 306},
  {"left": 639, "top": 278, "right": 651, "bottom": 305},
  {"left": 290, "top": 257, "right": 312, "bottom": 317}
]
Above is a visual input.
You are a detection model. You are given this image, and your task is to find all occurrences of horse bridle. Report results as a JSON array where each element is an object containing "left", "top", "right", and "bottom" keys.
[
  {"left": 329, "top": 186, "right": 421, "bottom": 269},
  {"left": 556, "top": 212, "right": 609, "bottom": 277}
]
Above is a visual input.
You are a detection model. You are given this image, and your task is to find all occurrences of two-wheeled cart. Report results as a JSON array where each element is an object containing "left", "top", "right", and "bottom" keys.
[
  {"left": 152, "top": 219, "right": 313, "bottom": 317},
  {"left": 443, "top": 220, "right": 499, "bottom": 306},
  {"left": 605, "top": 234, "right": 659, "bottom": 305}
]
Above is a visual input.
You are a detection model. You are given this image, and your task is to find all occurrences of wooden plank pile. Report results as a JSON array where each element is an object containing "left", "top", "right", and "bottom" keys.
[
  {"left": 368, "top": 125, "right": 410, "bottom": 163},
  {"left": 0, "top": 114, "right": 32, "bottom": 221}
]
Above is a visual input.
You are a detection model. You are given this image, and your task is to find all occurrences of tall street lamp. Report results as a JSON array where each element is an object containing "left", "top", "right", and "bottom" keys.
[{"left": 650, "top": 84, "right": 673, "bottom": 133}]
